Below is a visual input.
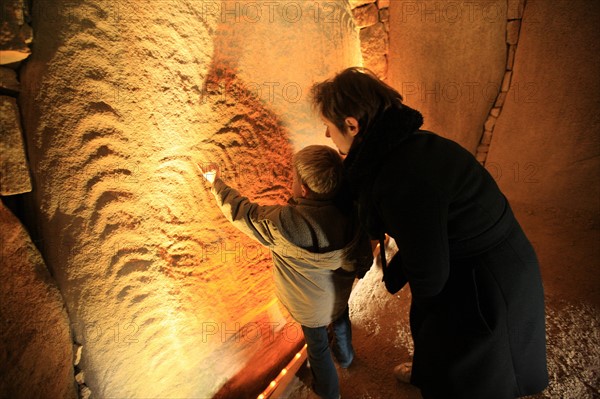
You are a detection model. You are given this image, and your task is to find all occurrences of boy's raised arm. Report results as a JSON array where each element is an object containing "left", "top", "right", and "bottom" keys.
[{"left": 198, "top": 162, "right": 280, "bottom": 247}]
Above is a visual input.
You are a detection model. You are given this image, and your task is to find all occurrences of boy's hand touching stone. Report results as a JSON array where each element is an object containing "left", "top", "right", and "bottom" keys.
[{"left": 197, "top": 162, "right": 220, "bottom": 185}]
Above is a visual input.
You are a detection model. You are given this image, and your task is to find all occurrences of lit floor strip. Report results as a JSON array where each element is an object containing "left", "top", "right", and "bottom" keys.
[{"left": 257, "top": 343, "right": 308, "bottom": 399}]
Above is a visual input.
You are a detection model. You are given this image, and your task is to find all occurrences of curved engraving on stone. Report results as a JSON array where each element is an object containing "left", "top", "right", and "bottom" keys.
[{"left": 19, "top": 0, "right": 360, "bottom": 397}]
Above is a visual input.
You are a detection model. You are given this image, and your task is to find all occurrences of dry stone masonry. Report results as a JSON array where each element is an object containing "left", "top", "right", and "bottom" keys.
[
  {"left": 351, "top": 0, "right": 390, "bottom": 79},
  {"left": 0, "top": 96, "right": 31, "bottom": 195},
  {"left": 0, "top": 0, "right": 33, "bottom": 64},
  {"left": 0, "top": 0, "right": 32, "bottom": 195},
  {"left": 1, "top": 2, "right": 77, "bottom": 398},
  {"left": 476, "top": 0, "right": 526, "bottom": 164}
]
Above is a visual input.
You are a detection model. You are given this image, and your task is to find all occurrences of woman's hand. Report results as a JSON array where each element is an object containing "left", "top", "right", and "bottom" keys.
[{"left": 197, "top": 162, "right": 220, "bottom": 185}]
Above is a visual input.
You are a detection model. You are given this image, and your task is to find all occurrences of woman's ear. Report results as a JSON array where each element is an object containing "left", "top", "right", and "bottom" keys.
[{"left": 345, "top": 117, "right": 360, "bottom": 137}]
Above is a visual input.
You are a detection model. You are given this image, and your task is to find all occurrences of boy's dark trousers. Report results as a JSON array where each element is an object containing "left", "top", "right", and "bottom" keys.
[{"left": 301, "top": 306, "right": 354, "bottom": 399}]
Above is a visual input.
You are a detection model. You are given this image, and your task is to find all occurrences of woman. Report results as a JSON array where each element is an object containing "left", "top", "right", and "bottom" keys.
[{"left": 310, "top": 67, "right": 548, "bottom": 399}]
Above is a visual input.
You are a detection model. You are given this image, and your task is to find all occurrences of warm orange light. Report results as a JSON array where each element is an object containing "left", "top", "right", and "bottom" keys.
[
  {"left": 24, "top": 0, "right": 361, "bottom": 396},
  {"left": 257, "top": 343, "right": 307, "bottom": 398}
]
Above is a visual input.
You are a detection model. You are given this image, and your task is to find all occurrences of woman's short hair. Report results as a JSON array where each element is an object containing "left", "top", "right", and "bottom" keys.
[
  {"left": 310, "top": 67, "right": 404, "bottom": 134},
  {"left": 293, "top": 145, "right": 343, "bottom": 200}
]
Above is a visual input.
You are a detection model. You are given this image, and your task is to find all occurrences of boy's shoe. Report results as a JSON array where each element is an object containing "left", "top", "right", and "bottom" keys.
[{"left": 393, "top": 362, "right": 412, "bottom": 383}]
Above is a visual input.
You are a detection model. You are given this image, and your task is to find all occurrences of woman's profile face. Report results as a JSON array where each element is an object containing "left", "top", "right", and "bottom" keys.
[{"left": 322, "top": 116, "right": 355, "bottom": 155}]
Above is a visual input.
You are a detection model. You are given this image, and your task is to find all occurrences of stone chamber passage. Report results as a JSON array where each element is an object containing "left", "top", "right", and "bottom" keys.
[{"left": 0, "top": 1, "right": 598, "bottom": 398}]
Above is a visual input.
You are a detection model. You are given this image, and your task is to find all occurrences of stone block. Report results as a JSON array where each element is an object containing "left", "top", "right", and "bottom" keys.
[
  {"left": 0, "top": 67, "right": 19, "bottom": 93},
  {"left": 350, "top": 0, "right": 376, "bottom": 9},
  {"left": 0, "top": 96, "right": 31, "bottom": 195},
  {"left": 353, "top": 3, "right": 379, "bottom": 28},
  {"left": 17, "top": 0, "right": 361, "bottom": 397},
  {"left": 0, "top": 202, "right": 77, "bottom": 399},
  {"left": 0, "top": 0, "right": 32, "bottom": 64},
  {"left": 507, "top": 20, "right": 521, "bottom": 45},
  {"left": 73, "top": 343, "right": 83, "bottom": 366},
  {"left": 0, "top": 49, "right": 31, "bottom": 64},
  {"left": 484, "top": 115, "right": 497, "bottom": 131},
  {"left": 79, "top": 385, "right": 92, "bottom": 399},
  {"left": 360, "top": 22, "right": 389, "bottom": 56},
  {"left": 377, "top": 0, "right": 390, "bottom": 9},
  {"left": 21, "top": 23, "right": 33, "bottom": 44},
  {"left": 507, "top": 45, "right": 517, "bottom": 70},
  {"left": 379, "top": 8, "right": 390, "bottom": 23},
  {"left": 363, "top": 53, "right": 388, "bottom": 80},
  {"left": 495, "top": 92, "right": 507, "bottom": 107},
  {"left": 501, "top": 70, "right": 513, "bottom": 92},
  {"left": 387, "top": 0, "right": 507, "bottom": 153},
  {"left": 360, "top": 22, "right": 389, "bottom": 78},
  {"left": 486, "top": 1, "right": 600, "bottom": 213},
  {"left": 481, "top": 130, "right": 493, "bottom": 145},
  {"left": 507, "top": 0, "right": 525, "bottom": 20},
  {"left": 477, "top": 144, "right": 490, "bottom": 153},
  {"left": 75, "top": 370, "right": 85, "bottom": 384},
  {"left": 490, "top": 107, "right": 501, "bottom": 118}
]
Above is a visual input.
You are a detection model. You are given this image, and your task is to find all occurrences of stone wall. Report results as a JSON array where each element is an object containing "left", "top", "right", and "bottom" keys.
[
  {"left": 5, "top": 0, "right": 598, "bottom": 397},
  {"left": 1, "top": 0, "right": 32, "bottom": 195},
  {"left": 485, "top": 0, "right": 600, "bottom": 214},
  {"left": 0, "top": 0, "right": 32, "bottom": 65},
  {"left": 0, "top": 202, "right": 78, "bottom": 399},
  {"left": 481, "top": 0, "right": 600, "bottom": 317},
  {"left": 1, "top": 1, "right": 78, "bottom": 398},
  {"left": 386, "top": 0, "right": 507, "bottom": 152},
  {"left": 16, "top": 1, "right": 361, "bottom": 397},
  {"left": 350, "top": 0, "right": 390, "bottom": 79},
  {"left": 475, "top": 0, "right": 525, "bottom": 163}
]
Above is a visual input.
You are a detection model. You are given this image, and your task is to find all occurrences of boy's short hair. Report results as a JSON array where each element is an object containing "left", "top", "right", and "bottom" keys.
[{"left": 293, "top": 145, "right": 343, "bottom": 200}]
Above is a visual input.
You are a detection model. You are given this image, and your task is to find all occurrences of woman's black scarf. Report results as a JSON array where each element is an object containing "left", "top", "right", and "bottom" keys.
[
  {"left": 343, "top": 103, "right": 424, "bottom": 291},
  {"left": 344, "top": 103, "right": 424, "bottom": 200}
]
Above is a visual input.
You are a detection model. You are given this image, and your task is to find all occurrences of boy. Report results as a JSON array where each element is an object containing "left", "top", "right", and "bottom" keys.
[{"left": 199, "top": 145, "right": 372, "bottom": 399}]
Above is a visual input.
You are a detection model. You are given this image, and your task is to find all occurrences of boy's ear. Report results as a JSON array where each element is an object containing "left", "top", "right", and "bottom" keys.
[
  {"left": 301, "top": 183, "right": 309, "bottom": 198},
  {"left": 345, "top": 117, "right": 360, "bottom": 137}
]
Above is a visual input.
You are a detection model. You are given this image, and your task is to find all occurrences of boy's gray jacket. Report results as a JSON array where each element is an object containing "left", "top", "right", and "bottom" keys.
[{"left": 211, "top": 178, "right": 372, "bottom": 328}]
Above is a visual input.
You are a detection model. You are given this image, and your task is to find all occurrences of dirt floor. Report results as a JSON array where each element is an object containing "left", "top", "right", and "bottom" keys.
[{"left": 281, "top": 205, "right": 600, "bottom": 399}]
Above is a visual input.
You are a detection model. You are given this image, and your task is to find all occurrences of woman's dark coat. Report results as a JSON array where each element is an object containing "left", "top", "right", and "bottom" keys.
[{"left": 344, "top": 105, "right": 548, "bottom": 398}]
